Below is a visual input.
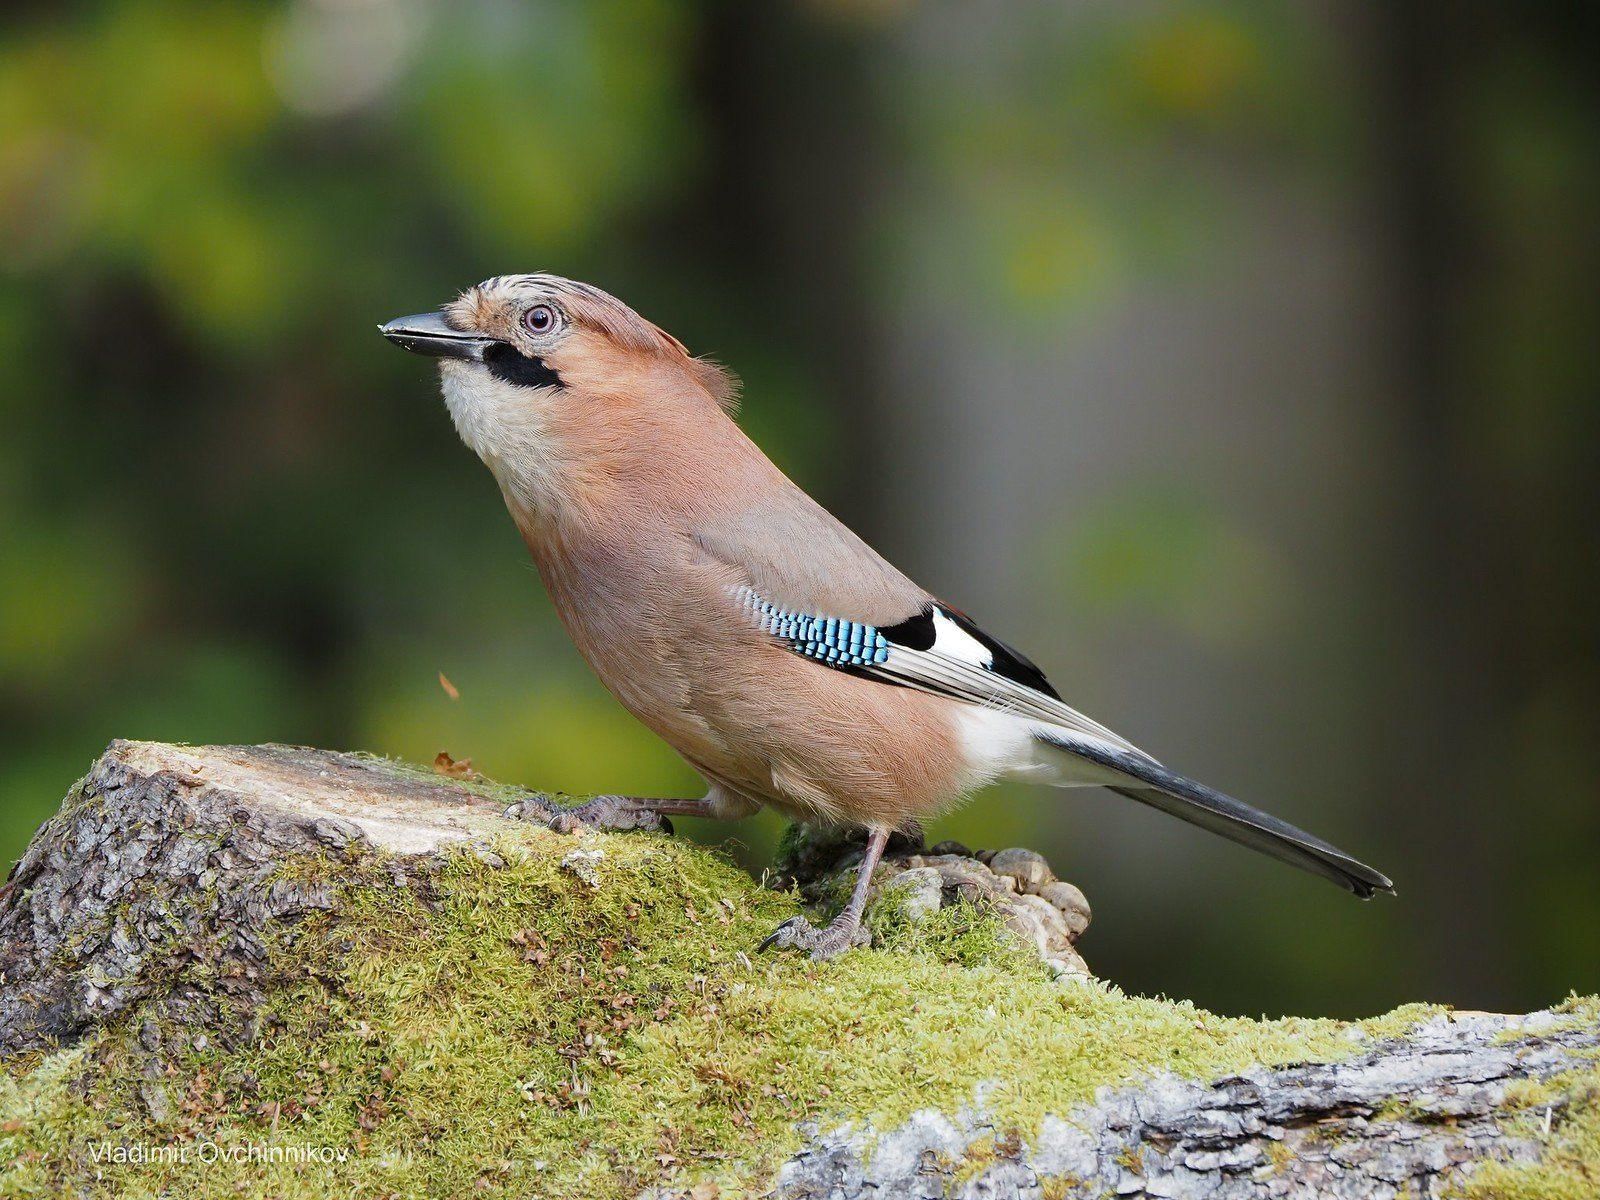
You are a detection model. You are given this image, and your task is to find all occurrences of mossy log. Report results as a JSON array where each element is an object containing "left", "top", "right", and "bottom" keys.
[{"left": 1, "top": 741, "right": 1596, "bottom": 1199}]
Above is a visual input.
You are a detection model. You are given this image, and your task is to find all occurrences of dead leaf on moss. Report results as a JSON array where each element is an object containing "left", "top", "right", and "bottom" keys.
[{"left": 434, "top": 751, "right": 480, "bottom": 780}]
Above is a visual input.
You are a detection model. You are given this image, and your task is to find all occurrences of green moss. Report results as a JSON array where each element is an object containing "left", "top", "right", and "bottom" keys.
[
  {"left": 1493, "top": 1001, "right": 1596, "bottom": 1046},
  {"left": 1443, "top": 998, "right": 1600, "bottom": 1199},
  {"left": 946, "top": 1134, "right": 1002, "bottom": 1190},
  {"left": 771, "top": 820, "right": 808, "bottom": 867},
  {"left": 1450, "top": 1068, "right": 1600, "bottom": 1200},
  {"left": 1264, "top": 1138, "right": 1294, "bottom": 1173},
  {"left": 342, "top": 750, "right": 543, "bottom": 810},
  {"left": 0, "top": 787, "right": 1490, "bottom": 1199},
  {"left": 0, "top": 1046, "right": 97, "bottom": 1196},
  {"left": 1505, "top": 1077, "right": 1565, "bottom": 1113},
  {"left": 864, "top": 875, "right": 1038, "bottom": 970}
]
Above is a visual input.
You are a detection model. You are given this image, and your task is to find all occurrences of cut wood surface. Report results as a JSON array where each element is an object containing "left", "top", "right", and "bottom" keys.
[{"left": 0, "top": 741, "right": 1594, "bottom": 1200}]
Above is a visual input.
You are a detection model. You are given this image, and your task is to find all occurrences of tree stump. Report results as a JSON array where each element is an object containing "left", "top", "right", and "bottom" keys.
[{"left": 0, "top": 740, "right": 1594, "bottom": 1199}]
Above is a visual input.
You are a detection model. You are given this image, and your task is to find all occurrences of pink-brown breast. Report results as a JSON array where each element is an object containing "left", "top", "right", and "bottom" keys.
[
  {"left": 499, "top": 346, "right": 975, "bottom": 831},
  {"left": 527, "top": 522, "right": 973, "bottom": 831}
]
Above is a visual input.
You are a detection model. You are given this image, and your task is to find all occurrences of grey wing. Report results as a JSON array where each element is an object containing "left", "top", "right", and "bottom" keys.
[
  {"left": 692, "top": 490, "right": 1142, "bottom": 755},
  {"left": 693, "top": 492, "right": 1391, "bottom": 896},
  {"left": 691, "top": 481, "right": 931, "bottom": 625}
]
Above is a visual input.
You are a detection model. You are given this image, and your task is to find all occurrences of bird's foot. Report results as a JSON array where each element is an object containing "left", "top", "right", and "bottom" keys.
[
  {"left": 758, "top": 913, "right": 871, "bottom": 962},
  {"left": 502, "top": 794, "right": 671, "bottom": 835}
]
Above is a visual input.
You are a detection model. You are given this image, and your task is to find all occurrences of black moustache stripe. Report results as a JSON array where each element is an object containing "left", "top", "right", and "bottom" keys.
[{"left": 484, "top": 343, "right": 564, "bottom": 389}]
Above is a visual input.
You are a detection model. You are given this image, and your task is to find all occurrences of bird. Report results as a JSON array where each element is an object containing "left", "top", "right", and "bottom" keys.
[{"left": 380, "top": 273, "right": 1394, "bottom": 959}]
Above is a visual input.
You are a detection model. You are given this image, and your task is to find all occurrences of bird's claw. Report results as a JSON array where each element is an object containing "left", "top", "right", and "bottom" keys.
[
  {"left": 502, "top": 794, "right": 672, "bottom": 835},
  {"left": 758, "top": 914, "right": 870, "bottom": 961}
]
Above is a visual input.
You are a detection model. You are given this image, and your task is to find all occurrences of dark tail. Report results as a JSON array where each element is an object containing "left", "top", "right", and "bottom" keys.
[{"left": 1035, "top": 731, "right": 1394, "bottom": 898}]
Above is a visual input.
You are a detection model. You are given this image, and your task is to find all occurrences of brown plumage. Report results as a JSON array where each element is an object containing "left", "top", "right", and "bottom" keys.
[{"left": 381, "top": 274, "right": 1394, "bottom": 959}]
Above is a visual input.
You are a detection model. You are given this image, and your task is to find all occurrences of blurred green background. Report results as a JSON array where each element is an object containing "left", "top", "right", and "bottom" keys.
[{"left": 2, "top": 1, "right": 1595, "bottom": 1019}]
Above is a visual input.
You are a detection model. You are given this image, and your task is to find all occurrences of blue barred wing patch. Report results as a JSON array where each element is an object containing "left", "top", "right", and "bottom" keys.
[
  {"left": 732, "top": 587, "right": 1138, "bottom": 752},
  {"left": 735, "top": 586, "right": 890, "bottom": 668}
]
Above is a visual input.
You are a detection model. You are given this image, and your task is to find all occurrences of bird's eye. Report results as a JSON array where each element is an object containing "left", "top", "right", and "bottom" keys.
[{"left": 523, "top": 304, "right": 556, "bottom": 335}]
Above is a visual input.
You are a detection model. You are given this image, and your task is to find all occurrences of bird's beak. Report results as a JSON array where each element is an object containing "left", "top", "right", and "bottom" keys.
[{"left": 379, "top": 311, "right": 501, "bottom": 361}]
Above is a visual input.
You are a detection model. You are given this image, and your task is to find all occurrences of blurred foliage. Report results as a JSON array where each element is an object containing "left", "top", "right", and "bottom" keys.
[
  {"left": 1, "top": 0, "right": 1595, "bottom": 1019},
  {"left": 877, "top": 1, "right": 1347, "bottom": 314},
  {"left": 0, "top": 0, "right": 733, "bottom": 865}
]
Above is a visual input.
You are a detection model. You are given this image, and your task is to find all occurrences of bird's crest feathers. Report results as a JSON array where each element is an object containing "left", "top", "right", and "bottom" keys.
[{"left": 454, "top": 273, "right": 740, "bottom": 412}]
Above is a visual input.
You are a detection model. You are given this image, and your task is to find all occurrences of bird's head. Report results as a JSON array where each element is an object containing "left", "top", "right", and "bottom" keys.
[{"left": 381, "top": 274, "right": 736, "bottom": 522}]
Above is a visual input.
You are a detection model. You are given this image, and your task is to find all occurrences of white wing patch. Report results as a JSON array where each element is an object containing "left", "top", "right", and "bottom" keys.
[
  {"left": 928, "top": 606, "right": 995, "bottom": 670},
  {"left": 733, "top": 587, "right": 1149, "bottom": 759}
]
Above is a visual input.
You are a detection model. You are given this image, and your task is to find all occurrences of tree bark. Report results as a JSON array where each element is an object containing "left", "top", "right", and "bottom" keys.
[
  {"left": 779, "top": 1010, "right": 1597, "bottom": 1199},
  {"left": 1, "top": 741, "right": 1594, "bottom": 1199}
]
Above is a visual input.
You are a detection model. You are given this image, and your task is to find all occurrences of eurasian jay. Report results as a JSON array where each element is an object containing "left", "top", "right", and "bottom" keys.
[{"left": 381, "top": 274, "right": 1393, "bottom": 960}]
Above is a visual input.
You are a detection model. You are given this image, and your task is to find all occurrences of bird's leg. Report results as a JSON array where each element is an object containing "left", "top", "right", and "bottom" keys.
[
  {"left": 502, "top": 793, "right": 722, "bottom": 834},
  {"left": 760, "top": 826, "right": 890, "bottom": 962}
]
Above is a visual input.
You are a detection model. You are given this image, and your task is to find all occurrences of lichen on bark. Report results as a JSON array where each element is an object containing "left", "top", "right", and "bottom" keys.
[{"left": 0, "top": 741, "right": 1595, "bottom": 1200}]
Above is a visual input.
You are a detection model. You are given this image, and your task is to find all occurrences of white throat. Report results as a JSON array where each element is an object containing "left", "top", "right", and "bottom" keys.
[{"left": 438, "top": 360, "right": 565, "bottom": 517}]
